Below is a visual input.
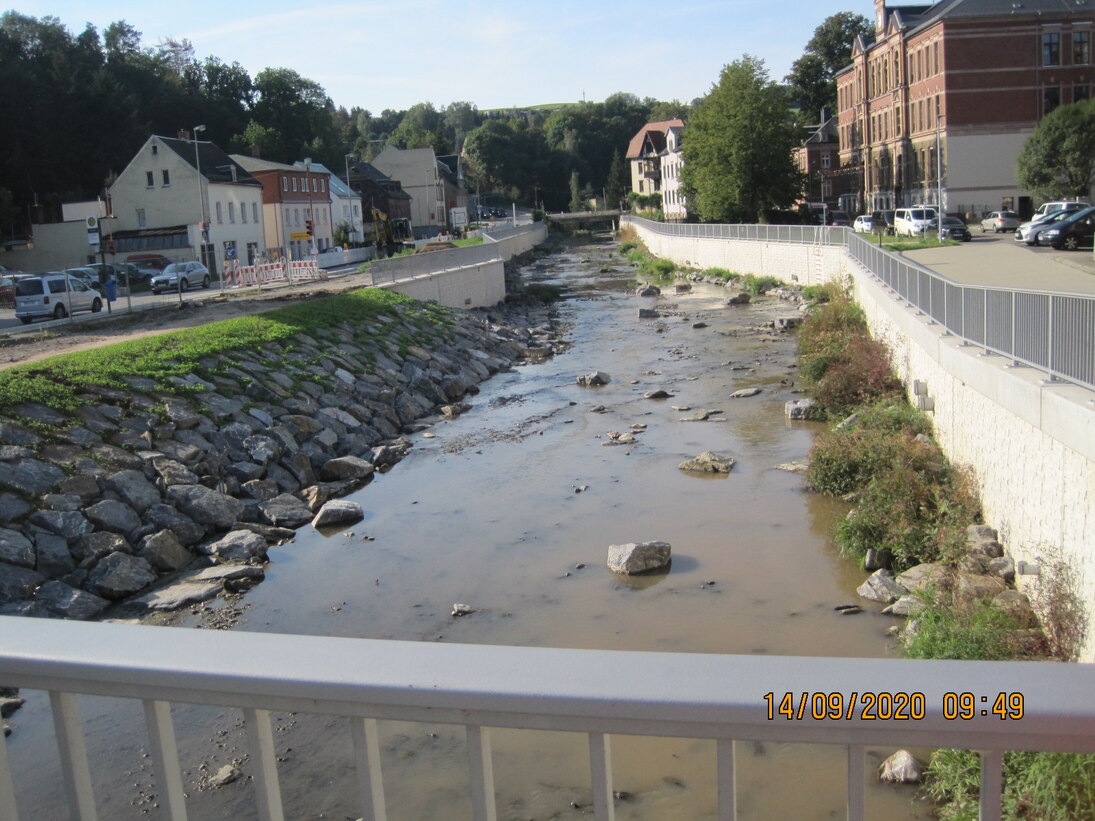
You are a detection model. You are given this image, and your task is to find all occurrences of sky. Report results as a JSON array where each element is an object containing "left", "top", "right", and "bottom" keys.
[{"left": 9, "top": 0, "right": 878, "bottom": 113}]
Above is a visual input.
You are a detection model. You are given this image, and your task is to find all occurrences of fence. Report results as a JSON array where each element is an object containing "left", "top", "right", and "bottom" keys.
[
  {"left": 624, "top": 216, "right": 1095, "bottom": 392},
  {"left": 2, "top": 617, "right": 1094, "bottom": 821}
]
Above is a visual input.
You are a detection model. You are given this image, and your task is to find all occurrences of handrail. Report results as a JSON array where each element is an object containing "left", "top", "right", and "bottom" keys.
[
  {"left": 623, "top": 216, "right": 1095, "bottom": 391},
  {"left": 2, "top": 618, "right": 1094, "bottom": 821}
]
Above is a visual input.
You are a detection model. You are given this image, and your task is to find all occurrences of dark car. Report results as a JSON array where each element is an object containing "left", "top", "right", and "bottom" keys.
[
  {"left": 931, "top": 216, "right": 972, "bottom": 242},
  {"left": 827, "top": 210, "right": 852, "bottom": 227},
  {"left": 870, "top": 210, "right": 896, "bottom": 235},
  {"left": 1040, "top": 206, "right": 1095, "bottom": 250}
]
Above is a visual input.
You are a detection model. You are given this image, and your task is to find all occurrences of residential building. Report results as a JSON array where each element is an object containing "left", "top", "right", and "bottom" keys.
[
  {"left": 109, "top": 134, "right": 264, "bottom": 272},
  {"left": 372, "top": 146, "right": 467, "bottom": 235},
  {"left": 660, "top": 125, "right": 688, "bottom": 221},
  {"left": 837, "top": 0, "right": 1095, "bottom": 219},
  {"left": 345, "top": 162, "right": 413, "bottom": 241},
  {"left": 325, "top": 169, "right": 364, "bottom": 246},
  {"left": 230, "top": 156, "right": 334, "bottom": 260},
  {"left": 794, "top": 110, "right": 853, "bottom": 211},
  {"left": 626, "top": 119, "right": 687, "bottom": 213}
]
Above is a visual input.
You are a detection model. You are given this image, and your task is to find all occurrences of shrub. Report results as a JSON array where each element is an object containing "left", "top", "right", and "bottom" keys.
[
  {"left": 1029, "top": 552, "right": 1088, "bottom": 662},
  {"left": 903, "top": 589, "right": 1035, "bottom": 661},
  {"left": 925, "top": 749, "right": 1095, "bottom": 821},
  {"left": 739, "top": 273, "right": 782, "bottom": 294},
  {"left": 648, "top": 258, "right": 676, "bottom": 277},
  {"left": 701, "top": 267, "right": 735, "bottom": 281},
  {"left": 809, "top": 334, "right": 904, "bottom": 415}
]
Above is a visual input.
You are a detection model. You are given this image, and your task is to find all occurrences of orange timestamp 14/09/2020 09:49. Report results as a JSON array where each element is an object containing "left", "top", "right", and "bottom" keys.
[{"left": 763, "top": 691, "right": 1025, "bottom": 721}]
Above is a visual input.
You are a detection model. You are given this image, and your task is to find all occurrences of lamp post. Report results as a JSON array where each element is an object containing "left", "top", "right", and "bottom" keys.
[
  {"left": 191, "top": 124, "right": 207, "bottom": 305},
  {"left": 345, "top": 153, "right": 357, "bottom": 247}
]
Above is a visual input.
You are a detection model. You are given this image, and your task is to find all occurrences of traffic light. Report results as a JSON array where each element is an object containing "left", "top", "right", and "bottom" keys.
[{"left": 305, "top": 219, "right": 314, "bottom": 236}]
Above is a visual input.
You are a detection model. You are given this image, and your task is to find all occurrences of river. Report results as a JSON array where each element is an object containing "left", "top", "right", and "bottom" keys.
[{"left": 6, "top": 235, "right": 931, "bottom": 819}]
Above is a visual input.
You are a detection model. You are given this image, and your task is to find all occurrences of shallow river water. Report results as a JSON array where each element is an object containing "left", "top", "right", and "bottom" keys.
[{"left": 8, "top": 236, "right": 932, "bottom": 819}]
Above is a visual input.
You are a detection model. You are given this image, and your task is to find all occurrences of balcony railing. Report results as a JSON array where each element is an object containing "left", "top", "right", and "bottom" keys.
[{"left": 2, "top": 617, "right": 1094, "bottom": 821}]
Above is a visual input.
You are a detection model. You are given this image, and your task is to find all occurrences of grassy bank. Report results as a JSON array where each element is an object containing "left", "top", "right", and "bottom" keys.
[
  {"left": 797, "top": 282, "right": 1093, "bottom": 820},
  {"left": 0, "top": 288, "right": 454, "bottom": 415}
]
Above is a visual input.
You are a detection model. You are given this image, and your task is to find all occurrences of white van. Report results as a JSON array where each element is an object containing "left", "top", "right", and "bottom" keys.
[
  {"left": 1032, "top": 201, "right": 1090, "bottom": 220},
  {"left": 15, "top": 272, "right": 102, "bottom": 324},
  {"left": 894, "top": 207, "right": 937, "bottom": 236}
]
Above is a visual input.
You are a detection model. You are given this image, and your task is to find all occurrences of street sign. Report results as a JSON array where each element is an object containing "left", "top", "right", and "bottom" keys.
[{"left": 86, "top": 215, "right": 100, "bottom": 246}]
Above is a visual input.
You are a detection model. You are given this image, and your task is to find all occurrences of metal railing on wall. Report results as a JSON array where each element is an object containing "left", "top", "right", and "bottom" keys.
[
  {"left": 2, "top": 618, "right": 1094, "bottom": 821},
  {"left": 624, "top": 217, "right": 1094, "bottom": 392}
]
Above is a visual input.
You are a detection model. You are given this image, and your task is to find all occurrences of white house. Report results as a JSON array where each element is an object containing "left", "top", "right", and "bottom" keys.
[{"left": 109, "top": 134, "right": 265, "bottom": 270}]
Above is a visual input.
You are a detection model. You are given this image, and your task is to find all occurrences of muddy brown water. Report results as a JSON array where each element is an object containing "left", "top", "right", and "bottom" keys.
[{"left": 6, "top": 237, "right": 932, "bottom": 819}]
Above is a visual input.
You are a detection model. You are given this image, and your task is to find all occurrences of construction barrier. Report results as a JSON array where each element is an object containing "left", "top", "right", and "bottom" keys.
[{"left": 220, "top": 259, "right": 325, "bottom": 289}]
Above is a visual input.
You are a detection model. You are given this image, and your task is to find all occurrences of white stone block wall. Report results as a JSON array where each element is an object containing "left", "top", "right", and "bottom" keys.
[
  {"left": 627, "top": 219, "right": 1095, "bottom": 661},
  {"left": 382, "top": 261, "right": 506, "bottom": 309}
]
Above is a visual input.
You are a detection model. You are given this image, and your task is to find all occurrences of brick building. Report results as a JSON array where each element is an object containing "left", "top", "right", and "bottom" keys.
[{"left": 836, "top": 0, "right": 1093, "bottom": 219}]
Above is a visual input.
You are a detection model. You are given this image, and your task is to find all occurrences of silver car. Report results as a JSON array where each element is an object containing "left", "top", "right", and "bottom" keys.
[
  {"left": 151, "top": 261, "right": 211, "bottom": 295},
  {"left": 1014, "top": 210, "right": 1075, "bottom": 245}
]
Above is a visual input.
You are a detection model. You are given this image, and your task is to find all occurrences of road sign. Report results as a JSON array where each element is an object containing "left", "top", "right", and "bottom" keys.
[{"left": 86, "top": 215, "right": 100, "bottom": 246}]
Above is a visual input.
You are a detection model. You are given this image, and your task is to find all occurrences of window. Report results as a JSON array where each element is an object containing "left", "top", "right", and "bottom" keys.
[
  {"left": 253, "top": 203, "right": 259, "bottom": 223},
  {"left": 145, "top": 171, "right": 154, "bottom": 187},
  {"left": 1044, "top": 86, "right": 1061, "bottom": 115},
  {"left": 241, "top": 202, "right": 247, "bottom": 223},
  {"left": 281, "top": 176, "right": 288, "bottom": 191},
  {"left": 1044, "top": 32, "right": 1061, "bottom": 66},
  {"left": 228, "top": 202, "right": 235, "bottom": 224},
  {"left": 312, "top": 178, "right": 318, "bottom": 193},
  {"left": 216, "top": 201, "right": 223, "bottom": 224},
  {"left": 284, "top": 207, "right": 291, "bottom": 226},
  {"left": 162, "top": 169, "right": 170, "bottom": 186},
  {"left": 1076, "top": 84, "right": 1091, "bottom": 103},
  {"left": 1074, "top": 31, "right": 1091, "bottom": 65},
  {"left": 320, "top": 179, "right": 326, "bottom": 193},
  {"left": 292, "top": 178, "right": 298, "bottom": 192},
  {"left": 136, "top": 208, "right": 146, "bottom": 229}
]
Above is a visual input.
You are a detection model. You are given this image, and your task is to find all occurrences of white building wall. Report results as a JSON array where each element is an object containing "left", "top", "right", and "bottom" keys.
[
  {"left": 372, "top": 147, "right": 444, "bottom": 232},
  {"left": 110, "top": 138, "right": 204, "bottom": 233}
]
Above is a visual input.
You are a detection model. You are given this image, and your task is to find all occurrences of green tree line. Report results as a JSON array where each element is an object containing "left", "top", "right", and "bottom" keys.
[{"left": 0, "top": 12, "right": 694, "bottom": 238}]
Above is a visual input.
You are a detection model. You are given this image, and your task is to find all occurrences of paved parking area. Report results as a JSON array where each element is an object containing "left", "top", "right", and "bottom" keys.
[{"left": 899, "top": 232, "right": 1095, "bottom": 294}]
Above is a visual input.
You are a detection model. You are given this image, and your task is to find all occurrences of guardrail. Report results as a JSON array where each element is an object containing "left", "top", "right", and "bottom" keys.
[
  {"left": 2, "top": 618, "right": 1093, "bottom": 821},
  {"left": 624, "top": 216, "right": 1094, "bottom": 391},
  {"left": 847, "top": 234, "right": 1095, "bottom": 391}
]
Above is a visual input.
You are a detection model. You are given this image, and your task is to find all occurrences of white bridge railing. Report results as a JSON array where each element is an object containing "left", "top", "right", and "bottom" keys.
[{"left": 2, "top": 617, "right": 1093, "bottom": 821}]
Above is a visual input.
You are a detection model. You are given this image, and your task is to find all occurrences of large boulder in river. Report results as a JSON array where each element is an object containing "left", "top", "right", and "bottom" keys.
[
  {"left": 200, "top": 530, "right": 269, "bottom": 563},
  {"left": 856, "top": 569, "right": 908, "bottom": 604},
  {"left": 678, "top": 452, "right": 736, "bottom": 474},
  {"left": 785, "top": 398, "right": 822, "bottom": 420},
  {"left": 86, "top": 552, "right": 156, "bottom": 599},
  {"left": 635, "top": 283, "right": 661, "bottom": 297},
  {"left": 312, "top": 500, "right": 364, "bottom": 529},
  {"left": 608, "top": 541, "right": 672, "bottom": 574},
  {"left": 577, "top": 371, "right": 611, "bottom": 387}
]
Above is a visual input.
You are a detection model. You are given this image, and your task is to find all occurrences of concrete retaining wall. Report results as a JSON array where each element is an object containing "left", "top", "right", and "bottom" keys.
[
  {"left": 635, "top": 227, "right": 847, "bottom": 288},
  {"left": 626, "top": 219, "right": 1095, "bottom": 661},
  {"left": 381, "top": 260, "right": 507, "bottom": 309}
]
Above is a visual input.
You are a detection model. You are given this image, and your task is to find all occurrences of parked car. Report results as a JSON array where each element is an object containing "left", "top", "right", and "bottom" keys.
[
  {"left": 930, "top": 216, "right": 972, "bottom": 242},
  {"left": 894, "top": 207, "right": 937, "bottom": 236},
  {"left": 979, "top": 211, "right": 1021, "bottom": 233},
  {"left": 870, "top": 210, "right": 896, "bottom": 235},
  {"left": 1031, "top": 200, "right": 1090, "bottom": 220},
  {"left": 827, "top": 210, "right": 852, "bottom": 227},
  {"left": 852, "top": 215, "right": 873, "bottom": 233},
  {"left": 126, "top": 253, "right": 172, "bottom": 272},
  {"left": 0, "top": 274, "right": 26, "bottom": 306},
  {"left": 151, "top": 261, "right": 211, "bottom": 294},
  {"left": 1014, "top": 209, "right": 1075, "bottom": 245},
  {"left": 14, "top": 272, "right": 103, "bottom": 323},
  {"left": 63, "top": 267, "right": 103, "bottom": 291},
  {"left": 87, "top": 262, "right": 148, "bottom": 286},
  {"left": 1040, "top": 206, "right": 1095, "bottom": 250}
]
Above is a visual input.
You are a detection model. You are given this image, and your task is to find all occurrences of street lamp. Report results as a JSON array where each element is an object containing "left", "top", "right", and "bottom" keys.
[
  {"left": 191, "top": 124, "right": 207, "bottom": 304},
  {"left": 345, "top": 153, "right": 357, "bottom": 246}
]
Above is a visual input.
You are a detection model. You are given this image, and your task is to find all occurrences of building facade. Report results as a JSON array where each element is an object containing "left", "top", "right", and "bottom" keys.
[
  {"left": 626, "top": 119, "right": 686, "bottom": 205},
  {"left": 794, "top": 113, "right": 854, "bottom": 210},
  {"left": 109, "top": 134, "right": 265, "bottom": 273},
  {"left": 660, "top": 126, "right": 688, "bottom": 221},
  {"left": 231, "top": 157, "right": 334, "bottom": 260},
  {"left": 372, "top": 146, "right": 452, "bottom": 235},
  {"left": 837, "top": 0, "right": 1094, "bottom": 219}
]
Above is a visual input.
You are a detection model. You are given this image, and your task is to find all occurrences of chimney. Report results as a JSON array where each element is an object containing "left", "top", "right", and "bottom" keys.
[{"left": 875, "top": 0, "right": 887, "bottom": 34}]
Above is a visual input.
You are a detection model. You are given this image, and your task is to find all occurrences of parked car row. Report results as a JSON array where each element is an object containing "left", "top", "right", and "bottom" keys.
[{"left": 14, "top": 272, "right": 103, "bottom": 323}]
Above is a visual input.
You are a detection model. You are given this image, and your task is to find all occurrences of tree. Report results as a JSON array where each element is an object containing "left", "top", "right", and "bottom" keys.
[
  {"left": 681, "top": 55, "right": 803, "bottom": 223},
  {"left": 786, "top": 11, "right": 873, "bottom": 120},
  {"left": 1016, "top": 99, "right": 1095, "bottom": 202},
  {"left": 605, "top": 149, "right": 627, "bottom": 209}
]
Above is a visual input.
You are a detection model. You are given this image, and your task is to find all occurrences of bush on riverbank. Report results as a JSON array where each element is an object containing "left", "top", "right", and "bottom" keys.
[{"left": 798, "top": 283, "right": 1093, "bottom": 820}]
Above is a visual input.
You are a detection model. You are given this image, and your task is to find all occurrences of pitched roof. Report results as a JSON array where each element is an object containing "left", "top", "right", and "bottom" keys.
[
  {"left": 626, "top": 120, "right": 686, "bottom": 160},
  {"left": 160, "top": 138, "right": 260, "bottom": 186}
]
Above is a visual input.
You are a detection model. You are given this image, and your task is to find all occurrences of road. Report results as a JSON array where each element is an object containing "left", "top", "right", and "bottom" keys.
[{"left": 898, "top": 231, "right": 1095, "bottom": 294}]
